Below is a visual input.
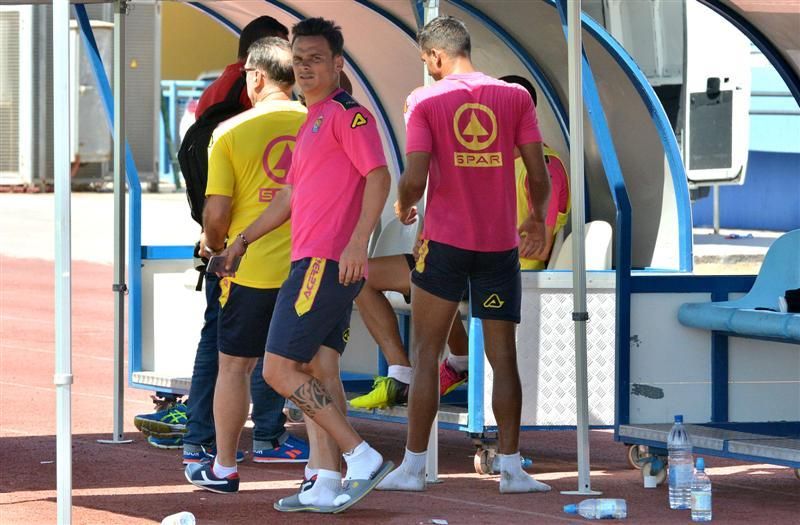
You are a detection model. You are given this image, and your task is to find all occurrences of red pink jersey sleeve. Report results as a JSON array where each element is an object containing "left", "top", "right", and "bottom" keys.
[
  {"left": 545, "top": 155, "right": 569, "bottom": 227},
  {"left": 334, "top": 106, "right": 388, "bottom": 176},
  {"left": 404, "top": 90, "right": 433, "bottom": 154}
]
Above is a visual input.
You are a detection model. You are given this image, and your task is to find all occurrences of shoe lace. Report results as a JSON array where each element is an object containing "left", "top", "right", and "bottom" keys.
[{"left": 151, "top": 395, "right": 182, "bottom": 412}]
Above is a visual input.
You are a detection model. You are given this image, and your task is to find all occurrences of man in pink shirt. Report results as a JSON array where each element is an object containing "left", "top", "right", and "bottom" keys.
[
  {"left": 219, "top": 18, "right": 392, "bottom": 513},
  {"left": 377, "top": 15, "right": 552, "bottom": 494}
]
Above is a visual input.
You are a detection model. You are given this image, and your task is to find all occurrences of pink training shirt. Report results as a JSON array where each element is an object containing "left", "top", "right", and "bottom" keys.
[
  {"left": 287, "top": 88, "right": 387, "bottom": 262},
  {"left": 405, "top": 72, "right": 542, "bottom": 252}
]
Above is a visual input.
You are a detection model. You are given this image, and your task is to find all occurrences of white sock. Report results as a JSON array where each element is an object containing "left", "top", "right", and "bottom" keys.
[
  {"left": 304, "top": 465, "right": 319, "bottom": 480},
  {"left": 298, "top": 469, "right": 341, "bottom": 506},
  {"left": 343, "top": 441, "right": 383, "bottom": 481},
  {"left": 376, "top": 448, "right": 426, "bottom": 492},
  {"left": 498, "top": 452, "right": 551, "bottom": 494},
  {"left": 212, "top": 459, "right": 237, "bottom": 478},
  {"left": 447, "top": 354, "right": 469, "bottom": 373},
  {"left": 388, "top": 365, "right": 412, "bottom": 385}
]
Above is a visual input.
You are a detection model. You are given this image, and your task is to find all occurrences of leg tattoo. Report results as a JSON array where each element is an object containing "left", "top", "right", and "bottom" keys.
[{"left": 289, "top": 378, "right": 332, "bottom": 418}]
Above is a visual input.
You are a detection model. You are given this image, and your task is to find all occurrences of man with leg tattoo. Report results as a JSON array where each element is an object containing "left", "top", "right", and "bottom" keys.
[{"left": 217, "top": 18, "right": 393, "bottom": 513}]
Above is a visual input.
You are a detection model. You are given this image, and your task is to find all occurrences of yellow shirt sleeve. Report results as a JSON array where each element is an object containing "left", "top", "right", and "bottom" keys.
[{"left": 205, "top": 131, "right": 234, "bottom": 197}]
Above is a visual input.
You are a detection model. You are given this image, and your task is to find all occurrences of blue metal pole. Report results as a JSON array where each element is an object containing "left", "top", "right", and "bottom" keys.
[{"left": 74, "top": 2, "right": 143, "bottom": 384}]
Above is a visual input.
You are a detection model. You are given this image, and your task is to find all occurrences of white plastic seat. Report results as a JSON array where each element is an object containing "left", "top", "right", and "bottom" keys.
[
  {"left": 548, "top": 220, "right": 613, "bottom": 270},
  {"left": 371, "top": 217, "right": 419, "bottom": 257}
]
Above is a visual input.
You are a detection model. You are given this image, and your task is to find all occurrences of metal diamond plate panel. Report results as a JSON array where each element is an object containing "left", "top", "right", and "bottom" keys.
[{"left": 483, "top": 289, "right": 616, "bottom": 427}]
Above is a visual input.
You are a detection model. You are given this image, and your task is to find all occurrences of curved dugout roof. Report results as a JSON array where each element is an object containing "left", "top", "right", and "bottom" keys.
[
  {"left": 188, "top": 0, "right": 693, "bottom": 269},
  {"left": 12, "top": 0, "right": 799, "bottom": 268}
]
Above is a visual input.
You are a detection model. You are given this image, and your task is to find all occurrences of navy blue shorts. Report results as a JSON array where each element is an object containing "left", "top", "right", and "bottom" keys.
[
  {"left": 411, "top": 240, "right": 521, "bottom": 323},
  {"left": 217, "top": 280, "right": 279, "bottom": 358},
  {"left": 266, "top": 257, "right": 363, "bottom": 363}
]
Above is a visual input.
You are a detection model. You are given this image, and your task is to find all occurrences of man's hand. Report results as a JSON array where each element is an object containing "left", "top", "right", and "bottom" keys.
[
  {"left": 394, "top": 201, "right": 418, "bottom": 225},
  {"left": 199, "top": 232, "right": 222, "bottom": 258},
  {"left": 412, "top": 237, "right": 424, "bottom": 261},
  {"left": 338, "top": 237, "right": 368, "bottom": 286},
  {"left": 518, "top": 216, "right": 547, "bottom": 259},
  {"left": 214, "top": 235, "right": 247, "bottom": 277}
]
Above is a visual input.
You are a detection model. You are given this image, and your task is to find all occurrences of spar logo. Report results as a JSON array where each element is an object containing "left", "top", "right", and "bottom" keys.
[
  {"left": 452, "top": 103, "right": 503, "bottom": 168},
  {"left": 262, "top": 135, "right": 296, "bottom": 184},
  {"left": 303, "top": 258, "right": 323, "bottom": 299}
]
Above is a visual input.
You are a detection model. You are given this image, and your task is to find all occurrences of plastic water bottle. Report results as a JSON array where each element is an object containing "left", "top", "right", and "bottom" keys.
[
  {"left": 161, "top": 511, "right": 195, "bottom": 525},
  {"left": 691, "top": 457, "right": 712, "bottom": 521},
  {"left": 563, "top": 499, "right": 627, "bottom": 520},
  {"left": 668, "top": 414, "right": 693, "bottom": 509},
  {"left": 490, "top": 455, "right": 533, "bottom": 473}
]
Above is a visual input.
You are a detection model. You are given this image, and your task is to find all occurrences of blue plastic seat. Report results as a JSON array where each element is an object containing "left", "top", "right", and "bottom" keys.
[{"left": 678, "top": 229, "right": 800, "bottom": 341}]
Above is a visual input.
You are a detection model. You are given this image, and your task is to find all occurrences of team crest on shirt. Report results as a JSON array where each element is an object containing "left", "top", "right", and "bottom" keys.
[
  {"left": 452, "top": 103, "right": 503, "bottom": 168},
  {"left": 350, "top": 112, "right": 368, "bottom": 129},
  {"left": 312, "top": 115, "right": 323, "bottom": 133},
  {"left": 261, "top": 134, "right": 296, "bottom": 185}
]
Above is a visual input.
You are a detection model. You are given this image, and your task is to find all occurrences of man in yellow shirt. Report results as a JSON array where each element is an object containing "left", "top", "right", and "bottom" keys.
[{"left": 185, "top": 37, "right": 308, "bottom": 494}]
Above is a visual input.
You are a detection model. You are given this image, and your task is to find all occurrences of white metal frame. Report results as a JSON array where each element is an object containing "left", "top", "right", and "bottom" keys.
[{"left": 0, "top": 5, "right": 34, "bottom": 184}]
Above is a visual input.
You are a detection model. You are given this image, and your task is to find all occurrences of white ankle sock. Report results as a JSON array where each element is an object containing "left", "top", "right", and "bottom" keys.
[
  {"left": 447, "top": 354, "right": 469, "bottom": 373},
  {"left": 376, "top": 448, "right": 426, "bottom": 492},
  {"left": 343, "top": 441, "right": 382, "bottom": 481},
  {"left": 212, "top": 459, "right": 237, "bottom": 478},
  {"left": 304, "top": 465, "right": 319, "bottom": 480},
  {"left": 388, "top": 365, "right": 412, "bottom": 385},
  {"left": 498, "top": 452, "right": 551, "bottom": 493},
  {"left": 298, "top": 469, "right": 341, "bottom": 506}
]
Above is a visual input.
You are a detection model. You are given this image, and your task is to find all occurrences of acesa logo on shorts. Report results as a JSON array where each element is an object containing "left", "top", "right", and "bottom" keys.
[
  {"left": 303, "top": 259, "right": 322, "bottom": 299},
  {"left": 483, "top": 293, "right": 505, "bottom": 309},
  {"left": 342, "top": 328, "right": 350, "bottom": 343},
  {"left": 452, "top": 103, "right": 503, "bottom": 168}
]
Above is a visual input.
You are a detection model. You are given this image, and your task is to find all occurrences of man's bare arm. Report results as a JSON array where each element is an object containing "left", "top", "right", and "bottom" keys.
[
  {"left": 395, "top": 152, "right": 430, "bottom": 224},
  {"left": 518, "top": 142, "right": 551, "bottom": 258},
  {"left": 215, "top": 187, "right": 292, "bottom": 275},
  {"left": 339, "top": 167, "right": 391, "bottom": 285},
  {"left": 202, "top": 195, "right": 232, "bottom": 253}
]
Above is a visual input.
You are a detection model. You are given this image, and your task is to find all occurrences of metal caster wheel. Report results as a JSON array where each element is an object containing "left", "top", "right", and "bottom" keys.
[
  {"left": 627, "top": 444, "right": 651, "bottom": 470},
  {"left": 474, "top": 448, "right": 497, "bottom": 475}
]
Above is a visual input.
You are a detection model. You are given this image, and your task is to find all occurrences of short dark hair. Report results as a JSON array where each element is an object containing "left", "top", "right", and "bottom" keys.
[
  {"left": 238, "top": 16, "right": 289, "bottom": 60},
  {"left": 417, "top": 15, "right": 470, "bottom": 57},
  {"left": 248, "top": 37, "right": 294, "bottom": 87},
  {"left": 291, "top": 17, "right": 344, "bottom": 56},
  {"left": 500, "top": 75, "right": 538, "bottom": 107}
]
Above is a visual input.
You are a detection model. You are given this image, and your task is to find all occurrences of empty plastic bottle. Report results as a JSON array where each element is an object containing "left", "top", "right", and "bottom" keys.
[
  {"left": 161, "top": 511, "right": 195, "bottom": 525},
  {"left": 563, "top": 499, "right": 627, "bottom": 520},
  {"left": 668, "top": 414, "right": 693, "bottom": 509},
  {"left": 691, "top": 457, "right": 712, "bottom": 522}
]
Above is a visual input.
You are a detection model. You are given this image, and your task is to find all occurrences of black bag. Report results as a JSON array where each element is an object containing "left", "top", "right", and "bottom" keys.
[
  {"left": 177, "top": 76, "right": 246, "bottom": 226},
  {"left": 785, "top": 288, "right": 800, "bottom": 313}
]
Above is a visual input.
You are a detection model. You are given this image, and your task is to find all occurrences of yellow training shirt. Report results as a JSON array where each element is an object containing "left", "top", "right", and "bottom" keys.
[
  {"left": 206, "top": 99, "right": 307, "bottom": 289},
  {"left": 516, "top": 146, "right": 571, "bottom": 270}
]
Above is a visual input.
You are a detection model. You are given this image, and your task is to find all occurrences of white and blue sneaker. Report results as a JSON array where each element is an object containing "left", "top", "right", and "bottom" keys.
[{"left": 185, "top": 462, "right": 239, "bottom": 494}]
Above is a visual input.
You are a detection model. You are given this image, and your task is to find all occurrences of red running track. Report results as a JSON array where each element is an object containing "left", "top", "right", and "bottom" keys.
[{"left": 1, "top": 255, "right": 798, "bottom": 524}]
